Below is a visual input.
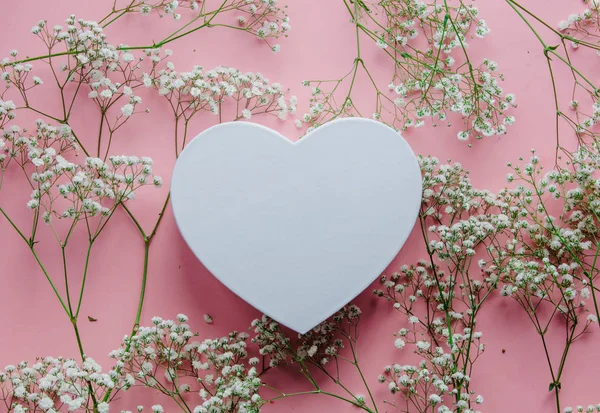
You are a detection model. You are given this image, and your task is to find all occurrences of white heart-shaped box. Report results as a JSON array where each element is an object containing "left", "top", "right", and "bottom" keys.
[{"left": 170, "top": 118, "right": 422, "bottom": 333}]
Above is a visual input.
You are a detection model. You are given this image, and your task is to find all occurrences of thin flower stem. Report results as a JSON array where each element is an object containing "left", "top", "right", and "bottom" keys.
[
  {"left": 507, "top": 0, "right": 600, "bottom": 50},
  {"left": 2, "top": 1, "right": 241, "bottom": 67},
  {"left": 181, "top": 118, "right": 190, "bottom": 149},
  {"left": 530, "top": 179, "right": 600, "bottom": 324},
  {"left": 506, "top": 0, "right": 597, "bottom": 93},
  {"left": 75, "top": 241, "right": 94, "bottom": 319},
  {"left": 62, "top": 246, "right": 74, "bottom": 316},
  {"left": 100, "top": 0, "right": 138, "bottom": 28},
  {"left": 121, "top": 203, "right": 147, "bottom": 238},
  {"left": 19, "top": 105, "right": 63, "bottom": 122},
  {"left": 266, "top": 386, "right": 374, "bottom": 413},
  {"left": 545, "top": 55, "right": 561, "bottom": 163},
  {"left": 556, "top": 323, "right": 577, "bottom": 381},
  {"left": 70, "top": 318, "right": 100, "bottom": 411},
  {"left": 70, "top": 129, "right": 90, "bottom": 157},
  {"left": 97, "top": 110, "right": 106, "bottom": 158},
  {"left": 135, "top": 240, "right": 150, "bottom": 328},
  {"left": 174, "top": 116, "right": 180, "bottom": 157},
  {"left": 348, "top": 339, "right": 379, "bottom": 413},
  {"left": 422, "top": 13, "right": 449, "bottom": 101},
  {"left": 162, "top": 0, "right": 229, "bottom": 43},
  {"left": 418, "top": 214, "right": 461, "bottom": 405},
  {"left": 149, "top": 194, "right": 171, "bottom": 239},
  {"left": 534, "top": 313, "right": 558, "bottom": 379},
  {"left": 296, "top": 358, "right": 319, "bottom": 390},
  {"left": 30, "top": 247, "right": 70, "bottom": 315},
  {"left": 0, "top": 207, "right": 29, "bottom": 245},
  {"left": 102, "top": 238, "right": 150, "bottom": 403},
  {"left": 443, "top": 0, "right": 478, "bottom": 97}
]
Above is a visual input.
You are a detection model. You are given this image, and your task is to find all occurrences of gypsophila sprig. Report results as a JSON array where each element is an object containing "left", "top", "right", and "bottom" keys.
[
  {"left": 2, "top": 1, "right": 290, "bottom": 70},
  {"left": 0, "top": 357, "right": 124, "bottom": 413},
  {"left": 300, "top": 1, "right": 516, "bottom": 142},
  {"left": 0, "top": 99, "right": 16, "bottom": 130},
  {"left": 505, "top": 0, "right": 600, "bottom": 158},
  {"left": 251, "top": 306, "right": 379, "bottom": 412},
  {"left": 479, "top": 147, "right": 600, "bottom": 411},
  {"left": 563, "top": 404, "right": 600, "bottom": 413},
  {"left": 133, "top": 0, "right": 290, "bottom": 48},
  {"left": 111, "top": 315, "right": 263, "bottom": 413},
  {"left": 0, "top": 119, "right": 161, "bottom": 233},
  {"left": 141, "top": 60, "right": 296, "bottom": 155},
  {"left": 373, "top": 156, "right": 502, "bottom": 412}
]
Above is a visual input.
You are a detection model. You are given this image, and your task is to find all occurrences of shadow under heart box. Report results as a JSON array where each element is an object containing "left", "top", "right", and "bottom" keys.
[{"left": 169, "top": 118, "right": 422, "bottom": 333}]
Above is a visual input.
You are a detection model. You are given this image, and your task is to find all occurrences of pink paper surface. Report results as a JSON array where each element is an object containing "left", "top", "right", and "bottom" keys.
[{"left": 1, "top": 0, "right": 599, "bottom": 412}]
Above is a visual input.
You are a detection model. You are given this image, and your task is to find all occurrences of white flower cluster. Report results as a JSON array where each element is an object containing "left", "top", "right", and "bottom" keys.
[
  {"left": 1, "top": 119, "right": 161, "bottom": 225},
  {"left": 381, "top": 359, "right": 484, "bottom": 413},
  {"left": 88, "top": 71, "right": 143, "bottom": 118},
  {"left": 138, "top": 0, "right": 200, "bottom": 19},
  {"left": 0, "top": 98, "right": 16, "bottom": 134},
  {"left": 378, "top": 2, "right": 490, "bottom": 52},
  {"left": 373, "top": 156, "right": 501, "bottom": 413},
  {"left": 558, "top": 6, "right": 600, "bottom": 37},
  {"left": 110, "top": 315, "right": 263, "bottom": 413},
  {"left": 143, "top": 60, "right": 296, "bottom": 121},
  {"left": 1, "top": 120, "right": 77, "bottom": 170},
  {"left": 0, "top": 357, "right": 118, "bottom": 413},
  {"left": 301, "top": 1, "right": 515, "bottom": 141},
  {"left": 419, "top": 156, "right": 496, "bottom": 216},
  {"left": 137, "top": 0, "right": 291, "bottom": 46},
  {"left": 1, "top": 51, "right": 39, "bottom": 96},
  {"left": 564, "top": 405, "right": 600, "bottom": 413},
  {"left": 491, "top": 149, "right": 600, "bottom": 329},
  {"left": 251, "top": 305, "right": 361, "bottom": 368},
  {"left": 250, "top": 315, "right": 291, "bottom": 368},
  {"left": 6, "top": 16, "right": 147, "bottom": 124}
]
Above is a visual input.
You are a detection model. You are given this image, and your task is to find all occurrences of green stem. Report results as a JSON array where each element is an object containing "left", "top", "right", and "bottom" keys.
[
  {"left": 62, "top": 246, "right": 74, "bottom": 315},
  {"left": 71, "top": 319, "right": 100, "bottom": 411},
  {"left": 268, "top": 388, "right": 374, "bottom": 413},
  {"left": 75, "top": 241, "right": 95, "bottom": 319},
  {"left": 534, "top": 307, "right": 560, "bottom": 412},
  {"left": 0, "top": 207, "right": 29, "bottom": 244},
  {"left": 97, "top": 110, "right": 106, "bottom": 158},
  {"left": 101, "top": 1, "right": 137, "bottom": 28},
  {"left": 162, "top": 0, "right": 225, "bottom": 43},
  {"left": 351, "top": 346, "right": 378, "bottom": 413},
  {"left": 507, "top": 0, "right": 600, "bottom": 50},
  {"left": 418, "top": 214, "right": 461, "bottom": 405},
  {"left": 506, "top": 0, "right": 598, "bottom": 93},
  {"left": 102, "top": 238, "right": 150, "bottom": 402},
  {"left": 149, "top": 194, "right": 171, "bottom": 239},
  {"left": 135, "top": 240, "right": 150, "bottom": 327},
  {"left": 121, "top": 203, "right": 147, "bottom": 238},
  {"left": 3, "top": 2, "right": 234, "bottom": 69},
  {"left": 443, "top": 0, "right": 478, "bottom": 96},
  {"left": 529, "top": 180, "right": 600, "bottom": 324},
  {"left": 30, "top": 247, "right": 70, "bottom": 315}
]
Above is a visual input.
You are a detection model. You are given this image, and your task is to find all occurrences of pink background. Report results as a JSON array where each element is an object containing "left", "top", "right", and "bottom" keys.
[{"left": 1, "top": 0, "right": 599, "bottom": 411}]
